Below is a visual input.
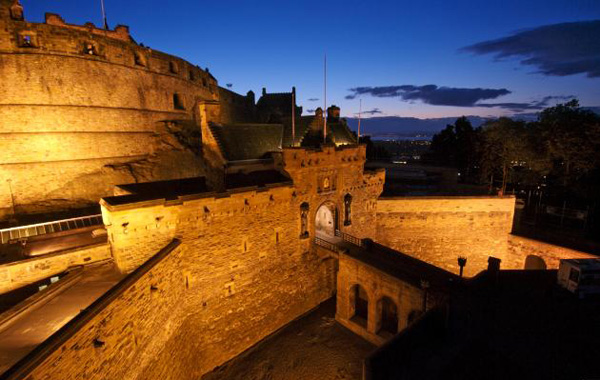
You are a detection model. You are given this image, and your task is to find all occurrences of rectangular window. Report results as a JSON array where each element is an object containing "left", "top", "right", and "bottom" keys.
[{"left": 173, "top": 93, "right": 185, "bottom": 110}]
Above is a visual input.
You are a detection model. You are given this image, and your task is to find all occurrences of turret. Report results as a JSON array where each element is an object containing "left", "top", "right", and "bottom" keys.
[{"left": 327, "top": 105, "right": 340, "bottom": 122}]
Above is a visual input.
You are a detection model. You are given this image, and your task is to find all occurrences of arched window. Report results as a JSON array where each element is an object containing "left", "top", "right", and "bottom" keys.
[
  {"left": 300, "top": 202, "right": 309, "bottom": 239},
  {"left": 344, "top": 193, "right": 352, "bottom": 226}
]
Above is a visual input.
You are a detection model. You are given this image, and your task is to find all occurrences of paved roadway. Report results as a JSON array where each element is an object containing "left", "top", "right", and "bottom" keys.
[{"left": 0, "top": 263, "right": 123, "bottom": 375}]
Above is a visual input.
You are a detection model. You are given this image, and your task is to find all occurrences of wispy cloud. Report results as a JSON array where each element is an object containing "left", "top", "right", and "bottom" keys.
[
  {"left": 462, "top": 20, "right": 600, "bottom": 78},
  {"left": 477, "top": 95, "right": 575, "bottom": 112},
  {"left": 307, "top": 98, "right": 319, "bottom": 102},
  {"left": 356, "top": 108, "right": 383, "bottom": 115}
]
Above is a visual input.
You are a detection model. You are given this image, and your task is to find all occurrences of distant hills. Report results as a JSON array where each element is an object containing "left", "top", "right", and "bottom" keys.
[{"left": 343, "top": 107, "right": 600, "bottom": 140}]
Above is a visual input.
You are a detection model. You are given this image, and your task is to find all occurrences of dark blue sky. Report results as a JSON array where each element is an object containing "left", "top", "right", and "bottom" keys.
[{"left": 21, "top": 0, "right": 600, "bottom": 118}]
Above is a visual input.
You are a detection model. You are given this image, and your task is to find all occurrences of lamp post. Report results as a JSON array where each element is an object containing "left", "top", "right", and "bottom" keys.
[{"left": 458, "top": 256, "right": 467, "bottom": 277}]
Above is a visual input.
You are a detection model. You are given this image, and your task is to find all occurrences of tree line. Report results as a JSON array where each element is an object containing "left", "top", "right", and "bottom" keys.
[{"left": 428, "top": 100, "right": 600, "bottom": 203}]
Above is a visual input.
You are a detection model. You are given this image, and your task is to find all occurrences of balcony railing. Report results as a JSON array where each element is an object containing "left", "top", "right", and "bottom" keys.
[
  {"left": 314, "top": 236, "right": 340, "bottom": 253},
  {"left": 335, "top": 230, "right": 363, "bottom": 247},
  {"left": 0, "top": 214, "right": 103, "bottom": 245}
]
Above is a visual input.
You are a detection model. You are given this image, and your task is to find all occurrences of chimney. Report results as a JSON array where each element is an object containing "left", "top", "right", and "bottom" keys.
[{"left": 262, "top": 87, "right": 267, "bottom": 96}]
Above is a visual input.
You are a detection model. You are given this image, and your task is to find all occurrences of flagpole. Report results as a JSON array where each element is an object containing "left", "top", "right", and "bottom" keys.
[
  {"left": 100, "top": 0, "right": 108, "bottom": 30},
  {"left": 291, "top": 89, "right": 296, "bottom": 146},
  {"left": 323, "top": 54, "right": 327, "bottom": 144},
  {"left": 358, "top": 98, "right": 362, "bottom": 142}
]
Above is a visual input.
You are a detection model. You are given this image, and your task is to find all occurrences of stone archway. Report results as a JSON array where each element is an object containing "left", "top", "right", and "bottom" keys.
[
  {"left": 315, "top": 202, "right": 338, "bottom": 237},
  {"left": 349, "top": 284, "right": 369, "bottom": 328},
  {"left": 376, "top": 296, "right": 399, "bottom": 336}
]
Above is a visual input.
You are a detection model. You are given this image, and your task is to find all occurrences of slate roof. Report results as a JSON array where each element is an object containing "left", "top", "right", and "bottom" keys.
[{"left": 209, "top": 123, "right": 283, "bottom": 161}]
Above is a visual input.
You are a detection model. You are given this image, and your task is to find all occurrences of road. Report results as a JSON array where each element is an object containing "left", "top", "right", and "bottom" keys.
[{"left": 0, "top": 263, "right": 123, "bottom": 375}]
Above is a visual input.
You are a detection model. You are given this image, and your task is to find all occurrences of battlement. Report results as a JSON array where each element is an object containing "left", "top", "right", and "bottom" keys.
[
  {"left": 0, "top": 3, "right": 217, "bottom": 93},
  {"left": 280, "top": 144, "right": 367, "bottom": 170},
  {"left": 44, "top": 13, "right": 131, "bottom": 42}
]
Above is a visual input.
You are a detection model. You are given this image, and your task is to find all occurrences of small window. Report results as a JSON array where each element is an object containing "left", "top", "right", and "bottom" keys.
[
  {"left": 202, "top": 78, "right": 207, "bottom": 87},
  {"left": 189, "top": 70, "right": 195, "bottom": 81},
  {"left": 169, "top": 61, "right": 178, "bottom": 74},
  {"left": 173, "top": 93, "right": 184, "bottom": 110},
  {"left": 569, "top": 268, "right": 580, "bottom": 283},
  {"left": 84, "top": 43, "right": 99, "bottom": 56},
  {"left": 20, "top": 35, "right": 34, "bottom": 47},
  {"left": 134, "top": 51, "right": 146, "bottom": 66}
]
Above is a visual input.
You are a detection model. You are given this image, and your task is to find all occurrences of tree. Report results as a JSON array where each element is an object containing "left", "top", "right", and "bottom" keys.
[
  {"left": 428, "top": 117, "right": 477, "bottom": 178},
  {"left": 533, "top": 100, "right": 600, "bottom": 189},
  {"left": 477, "top": 118, "right": 533, "bottom": 194}
]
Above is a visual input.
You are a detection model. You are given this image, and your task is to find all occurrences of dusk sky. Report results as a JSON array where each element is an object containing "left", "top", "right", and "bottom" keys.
[{"left": 21, "top": 0, "right": 600, "bottom": 119}]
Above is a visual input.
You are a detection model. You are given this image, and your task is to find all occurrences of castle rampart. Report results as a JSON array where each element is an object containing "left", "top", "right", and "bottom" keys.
[{"left": 0, "top": 1, "right": 255, "bottom": 220}]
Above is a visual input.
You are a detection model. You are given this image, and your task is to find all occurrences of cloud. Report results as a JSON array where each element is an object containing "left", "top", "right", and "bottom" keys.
[
  {"left": 306, "top": 109, "right": 316, "bottom": 113},
  {"left": 307, "top": 98, "right": 319, "bottom": 102},
  {"left": 356, "top": 108, "right": 383, "bottom": 115},
  {"left": 345, "top": 84, "right": 511, "bottom": 106},
  {"left": 477, "top": 95, "right": 575, "bottom": 112},
  {"left": 462, "top": 20, "right": 600, "bottom": 78}
]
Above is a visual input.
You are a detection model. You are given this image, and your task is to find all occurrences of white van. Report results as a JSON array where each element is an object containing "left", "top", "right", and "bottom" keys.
[{"left": 557, "top": 259, "right": 600, "bottom": 298}]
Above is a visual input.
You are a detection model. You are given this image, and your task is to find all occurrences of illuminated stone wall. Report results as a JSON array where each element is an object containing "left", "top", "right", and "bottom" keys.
[
  {"left": 278, "top": 145, "right": 385, "bottom": 240},
  {"left": 0, "top": 242, "right": 110, "bottom": 294},
  {"left": 375, "top": 196, "right": 516, "bottom": 277},
  {"left": 336, "top": 252, "right": 426, "bottom": 346},
  {"left": 0, "top": 4, "right": 253, "bottom": 219}
]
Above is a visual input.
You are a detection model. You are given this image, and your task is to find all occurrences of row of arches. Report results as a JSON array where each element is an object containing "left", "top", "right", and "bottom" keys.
[{"left": 348, "top": 284, "right": 421, "bottom": 337}]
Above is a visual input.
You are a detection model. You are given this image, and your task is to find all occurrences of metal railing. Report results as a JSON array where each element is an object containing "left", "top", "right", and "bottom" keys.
[
  {"left": 0, "top": 214, "right": 103, "bottom": 245},
  {"left": 314, "top": 236, "right": 340, "bottom": 253},
  {"left": 335, "top": 230, "right": 363, "bottom": 247}
]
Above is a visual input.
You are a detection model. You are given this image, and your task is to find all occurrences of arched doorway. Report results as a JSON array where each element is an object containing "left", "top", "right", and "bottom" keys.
[
  {"left": 349, "top": 284, "right": 369, "bottom": 327},
  {"left": 524, "top": 255, "right": 547, "bottom": 270},
  {"left": 376, "top": 296, "right": 398, "bottom": 336},
  {"left": 315, "top": 202, "right": 337, "bottom": 237}
]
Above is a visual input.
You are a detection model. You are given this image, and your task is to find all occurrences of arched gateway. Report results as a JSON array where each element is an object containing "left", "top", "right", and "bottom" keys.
[{"left": 315, "top": 202, "right": 338, "bottom": 237}]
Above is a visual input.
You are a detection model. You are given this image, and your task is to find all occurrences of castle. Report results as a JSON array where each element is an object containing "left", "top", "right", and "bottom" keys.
[{"left": 0, "top": 2, "right": 596, "bottom": 379}]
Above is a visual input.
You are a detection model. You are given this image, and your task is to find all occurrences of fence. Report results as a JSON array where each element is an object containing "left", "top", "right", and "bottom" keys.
[{"left": 1, "top": 215, "right": 103, "bottom": 245}]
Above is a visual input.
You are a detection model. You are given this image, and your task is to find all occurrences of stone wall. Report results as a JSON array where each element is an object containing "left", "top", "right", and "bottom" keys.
[
  {"left": 0, "top": 242, "right": 110, "bottom": 294},
  {"left": 278, "top": 145, "right": 385, "bottom": 240},
  {"left": 336, "top": 253, "right": 425, "bottom": 346},
  {"left": 507, "top": 234, "right": 596, "bottom": 269},
  {"left": 0, "top": 3, "right": 254, "bottom": 219},
  {"left": 376, "top": 196, "right": 516, "bottom": 277}
]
